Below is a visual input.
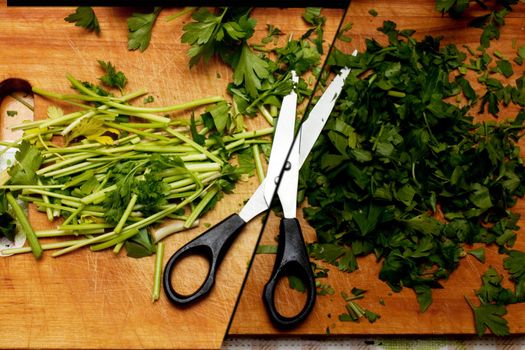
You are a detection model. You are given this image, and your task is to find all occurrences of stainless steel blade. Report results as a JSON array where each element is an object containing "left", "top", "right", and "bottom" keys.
[
  {"left": 238, "top": 178, "right": 270, "bottom": 222},
  {"left": 297, "top": 50, "right": 357, "bottom": 167},
  {"left": 278, "top": 51, "right": 357, "bottom": 218},
  {"left": 262, "top": 71, "right": 299, "bottom": 207}
]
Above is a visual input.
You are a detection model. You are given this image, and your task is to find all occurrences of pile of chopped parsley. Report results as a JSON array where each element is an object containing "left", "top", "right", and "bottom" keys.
[{"left": 301, "top": 21, "right": 525, "bottom": 335}]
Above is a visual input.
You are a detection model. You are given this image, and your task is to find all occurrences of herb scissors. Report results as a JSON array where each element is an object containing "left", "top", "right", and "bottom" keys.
[{"left": 163, "top": 54, "right": 355, "bottom": 329}]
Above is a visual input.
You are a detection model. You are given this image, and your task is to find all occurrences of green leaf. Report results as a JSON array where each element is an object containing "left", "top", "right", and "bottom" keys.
[
  {"left": 189, "top": 113, "right": 205, "bottom": 146},
  {"left": 288, "top": 275, "right": 306, "bottom": 293},
  {"left": 8, "top": 141, "right": 43, "bottom": 185},
  {"left": 456, "top": 75, "right": 477, "bottom": 101},
  {"left": 466, "top": 298, "right": 509, "bottom": 336},
  {"left": 351, "top": 287, "right": 367, "bottom": 297},
  {"left": 405, "top": 214, "right": 443, "bottom": 236},
  {"left": 476, "top": 267, "right": 516, "bottom": 305},
  {"left": 64, "top": 7, "right": 100, "bottom": 34},
  {"left": 233, "top": 44, "right": 269, "bottom": 98},
  {"left": 468, "top": 247, "right": 486, "bottom": 263},
  {"left": 363, "top": 309, "right": 381, "bottom": 323},
  {"left": 468, "top": 184, "right": 493, "bottom": 209},
  {"left": 302, "top": 8, "right": 324, "bottom": 26},
  {"left": 317, "top": 283, "right": 335, "bottom": 296},
  {"left": 98, "top": 61, "right": 128, "bottom": 90},
  {"left": 309, "top": 243, "right": 358, "bottom": 272},
  {"left": 6, "top": 110, "right": 17, "bottom": 117},
  {"left": 503, "top": 250, "right": 525, "bottom": 282},
  {"left": 368, "top": 9, "right": 378, "bottom": 17},
  {"left": 47, "top": 106, "right": 64, "bottom": 119},
  {"left": 127, "top": 7, "right": 162, "bottom": 52},
  {"left": 496, "top": 59, "right": 514, "bottom": 78},
  {"left": 414, "top": 284, "right": 433, "bottom": 312},
  {"left": 125, "top": 229, "right": 156, "bottom": 258},
  {"left": 518, "top": 46, "right": 525, "bottom": 59},
  {"left": 208, "top": 101, "right": 230, "bottom": 133}
]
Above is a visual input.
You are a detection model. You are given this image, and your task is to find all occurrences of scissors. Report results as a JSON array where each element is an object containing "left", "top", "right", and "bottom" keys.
[{"left": 163, "top": 54, "right": 355, "bottom": 329}]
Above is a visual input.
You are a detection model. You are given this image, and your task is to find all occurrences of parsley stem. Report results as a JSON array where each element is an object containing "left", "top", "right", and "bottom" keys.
[
  {"left": 166, "top": 128, "right": 224, "bottom": 165},
  {"left": 105, "top": 122, "right": 171, "bottom": 141},
  {"left": 150, "top": 219, "right": 198, "bottom": 242},
  {"left": 167, "top": 171, "right": 218, "bottom": 190},
  {"left": 22, "top": 188, "right": 81, "bottom": 202},
  {"left": 115, "top": 194, "right": 138, "bottom": 234},
  {"left": 387, "top": 90, "right": 406, "bottom": 98},
  {"left": 105, "top": 109, "right": 170, "bottom": 124},
  {"left": 258, "top": 105, "right": 274, "bottom": 126},
  {"left": 0, "top": 184, "right": 63, "bottom": 190},
  {"left": 6, "top": 191, "right": 42, "bottom": 259},
  {"left": 37, "top": 179, "right": 54, "bottom": 221},
  {"left": 184, "top": 186, "right": 219, "bottom": 228},
  {"left": 61, "top": 204, "right": 85, "bottom": 226},
  {"left": 35, "top": 229, "right": 104, "bottom": 237},
  {"left": 27, "top": 200, "right": 104, "bottom": 217},
  {"left": 59, "top": 223, "right": 114, "bottom": 230},
  {"left": 8, "top": 93, "right": 34, "bottom": 112},
  {"left": 104, "top": 96, "right": 224, "bottom": 114},
  {"left": 1, "top": 238, "right": 89, "bottom": 256},
  {"left": 113, "top": 242, "right": 124, "bottom": 254},
  {"left": 152, "top": 241, "right": 164, "bottom": 302},
  {"left": 81, "top": 184, "right": 117, "bottom": 205},
  {"left": 252, "top": 144, "right": 265, "bottom": 183},
  {"left": 37, "top": 153, "right": 93, "bottom": 175}
]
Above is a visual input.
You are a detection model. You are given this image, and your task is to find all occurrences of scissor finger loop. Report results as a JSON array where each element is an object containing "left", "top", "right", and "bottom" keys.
[{"left": 263, "top": 218, "right": 316, "bottom": 329}]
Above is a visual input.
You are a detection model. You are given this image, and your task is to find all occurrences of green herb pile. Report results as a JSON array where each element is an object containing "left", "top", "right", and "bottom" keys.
[
  {"left": 300, "top": 21, "right": 525, "bottom": 335},
  {"left": 0, "top": 63, "right": 269, "bottom": 265}
]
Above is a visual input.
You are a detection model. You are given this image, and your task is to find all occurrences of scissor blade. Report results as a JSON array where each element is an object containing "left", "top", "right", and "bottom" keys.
[
  {"left": 262, "top": 71, "right": 299, "bottom": 207},
  {"left": 297, "top": 50, "right": 357, "bottom": 168},
  {"left": 238, "top": 179, "right": 270, "bottom": 222},
  {"left": 278, "top": 51, "right": 357, "bottom": 218}
]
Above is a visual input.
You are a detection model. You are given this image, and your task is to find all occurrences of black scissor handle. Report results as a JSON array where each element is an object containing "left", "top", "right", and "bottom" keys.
[
  {"left": 163, "top": 214, "right": 246, "bottom": 305},
  {"left": 263, "top": 218, "right": 316, "bottom": 329}
]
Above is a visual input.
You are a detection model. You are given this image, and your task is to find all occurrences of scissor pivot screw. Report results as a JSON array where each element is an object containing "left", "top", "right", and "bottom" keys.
[
  {"left": 274, "top": 176, "right": 280, "bottom": 184},
  {"left": 284, "top": 161, "right": 291, "bottom": 170}
]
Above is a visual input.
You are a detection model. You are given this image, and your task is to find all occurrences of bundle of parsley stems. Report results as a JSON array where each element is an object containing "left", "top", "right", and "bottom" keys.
[{"left": 0, "top": 73, "right": 272, "bottom": 262}]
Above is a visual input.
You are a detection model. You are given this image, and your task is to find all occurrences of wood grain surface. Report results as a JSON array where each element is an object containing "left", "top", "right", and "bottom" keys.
[
  {"left": 0, "top": 4, "right": 343, "bottom": 348},
  {"left": 230, "top": 0, "right": 525, "bottom": 336}
]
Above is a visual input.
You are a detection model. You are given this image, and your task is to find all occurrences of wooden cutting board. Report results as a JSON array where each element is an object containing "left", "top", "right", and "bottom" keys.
[
  {"left": 230, "top": 0, "right": 525, "bottom": 336},
  {"left": 0, "top": 4, "right": 344, "bottom": 348}
]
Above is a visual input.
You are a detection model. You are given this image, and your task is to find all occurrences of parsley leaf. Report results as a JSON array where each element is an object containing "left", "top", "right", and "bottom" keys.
[
  {"left": 496, "top": 58, "right": 514, "bottom": 78},
  {"left": 98, "top": 60, "right": 128, "bottom": 91},
  {"left": 181, "top": 8, "right": 255, "bottom": 67},
  {"left": 288, "top": 275, "right": 306, "bottom": 293},
  {"left": 503, "top": 250, "right": 525, "bottom": 300},
  {"left": 233, "top": 44, "right": 270, "bottom": 98},
  {"left": 465, "top": 297, "right": 510, "bottom": 336},
  {"left": 468, "top": 247, "right": 486, "bottom": 263},
  {"left": 7, "top": 140, "right": 43, "bottom": 185},
  {"left": 309, "top": 243, "right": 358, "bottom": 273},
  {"left": 64, "top": 7, "right": 100, "bottom": 35},
  {"left": 125, "top": 228, "right": 156, "bottom": 258},
  {"left": 127, "top": 7, "right": 162, "bottom": 52}
]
